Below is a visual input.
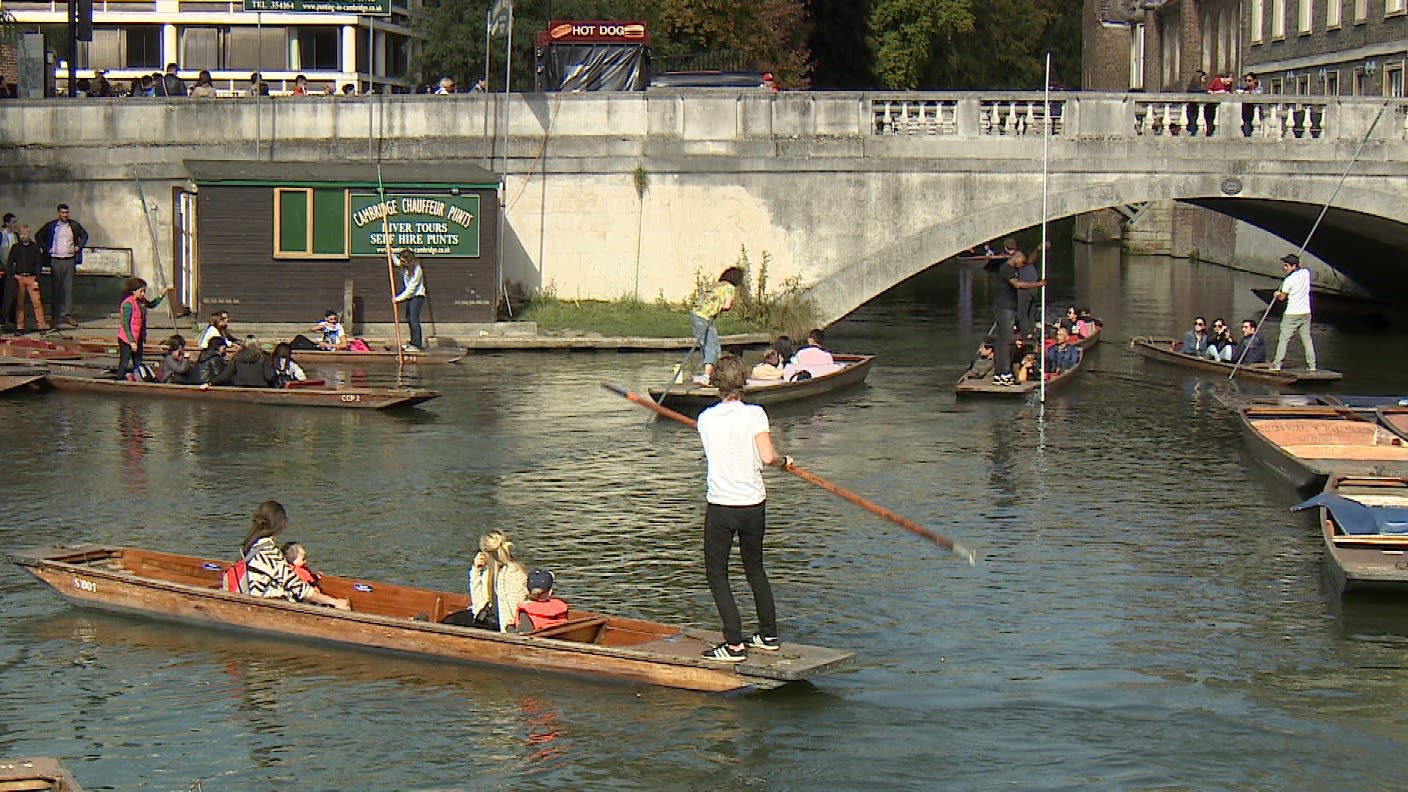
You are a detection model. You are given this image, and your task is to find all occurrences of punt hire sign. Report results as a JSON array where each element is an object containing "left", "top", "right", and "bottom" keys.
[
  {"left": 349, "top": 194, "right": 481, "bottom": 257},
  {"left": 243, "top": 0, "right": 391, "bottom": 15}
]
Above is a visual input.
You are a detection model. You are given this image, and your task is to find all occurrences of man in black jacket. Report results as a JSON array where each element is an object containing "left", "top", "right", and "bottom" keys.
[{"left": 35, "top": 203, "right": 89, "bottom": 327}]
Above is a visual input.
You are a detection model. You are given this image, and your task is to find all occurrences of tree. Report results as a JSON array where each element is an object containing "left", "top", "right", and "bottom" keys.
[
  {"left": 808, "top": 0, "right": 876, "bottom": 89},
  {"left": 869, "top": 0, "right": 974, "bottom": 90},
  {"left": 655, "top": 0, "right": 811, "bottom": 86}
]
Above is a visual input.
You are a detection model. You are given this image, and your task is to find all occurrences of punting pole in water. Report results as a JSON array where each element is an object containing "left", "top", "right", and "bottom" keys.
[
  {"left": 603, "top": 382, "right": 979, "bottom": 565},
  {"left": 375, "top": 164, "right": 407, "bottom": 368},
  {"left": 1228, "top": 102, "right": 1389, "bottom": 380},
  {"left": 649, "top": 317, "right": 713, "bottom": 421},
  {"left": 133, "top": 171, "right": 185, "bottom": 330},
  {"left": 1039, "top": 51, "right": 1052, "bottom": 407}
]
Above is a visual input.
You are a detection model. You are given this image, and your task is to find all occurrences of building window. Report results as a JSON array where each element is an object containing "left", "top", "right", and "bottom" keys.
[
  {"left": 229, "top": 26, "right": 289, "bottom": 72},
  {"left": 274, "top": 188, "right": 349, "bottom": 259},
  {"left": 126, "top": 27, "right": 162, "bottom": 69},
  {"left": 1327, "top": 0, "right": 1342, "bottom": 28},
  {"left": 84, "top": 28, "right": 122, "bottom": 70},
  {"left": 1272, "top": 0, "right": 1286, "bottom": 38},
  {"left": 1355, "top": 0, "right": 1368, "bottom": 22},
  {"left": 1388, "top": 0, "right": 1407, "bottom": 15},
  {"left": 1252, "top": 0, "right": 1264, "bottom": 43},
  {"left": 1270, "top": 78, "right": 1284, "bottom": 95},
  {"left": 1354, "top": 70, "right": 1369, "bottom": 95},
  {"left": 1129, "top": 23, "right": 1145, "bottom": 90},
  {"left": 1390, "top": 67, "right": 1404, "bottom": 98},
  {"left": 181, "top": 27, "right": 225, "bottom": 71},
  {"left": 1297, "top": 75, "right": 1310, "bottom": 94},
  {"left": 293, "top": 27, "right": 340, "bottom": 71},
  {"left": 1298, "top": 0, "right": 1312, "bottom": 32},
  {"left": 1326, "top": 71, "right": 1339, "bottom": 95}
]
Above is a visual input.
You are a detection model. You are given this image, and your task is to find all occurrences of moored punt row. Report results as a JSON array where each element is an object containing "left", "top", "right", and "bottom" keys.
[
  {"left": 649, "top": 354, "right": 876, "bottom": 411},
  {"left": 9, "top": 544, "right": 854, "bottom": 694},
  {"left": 1234, "top": 405, "right": 1408, "bottom": 493},
  {"left": 61, "top": 337, "right": 465, "bottom": 365},
  {"left": 1128, "top": 336, "right": 1343, "bottom": 385},
  {"left": 43, "top": 373, "right": 439, "bottom": 410},
  {"left": 1294, "top": 476, "right": 1408, "bottom": 594}
]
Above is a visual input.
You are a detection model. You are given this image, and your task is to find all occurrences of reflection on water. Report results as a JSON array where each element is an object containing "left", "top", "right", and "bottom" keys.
[{"left": 5, "top": 241, "right": 1408, "bottom": 788}]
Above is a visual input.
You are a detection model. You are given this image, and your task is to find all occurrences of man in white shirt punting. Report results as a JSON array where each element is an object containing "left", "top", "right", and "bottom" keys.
[{"left": 1271, "top": 253, "right": 1316, "bottom": 372}]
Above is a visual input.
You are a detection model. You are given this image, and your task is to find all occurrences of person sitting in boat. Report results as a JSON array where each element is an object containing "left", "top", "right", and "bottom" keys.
[
  {"left": 159, "top": 334, "right": 202, "bottom": 385},
  {"left": 773, "top": 335, "right": 795, "bottom": 364},
  {"left": 750, "top": 349, "right": 785, "bottom": 380},
  {"left": 1044, "top": 326, "right": 1081, "bottom": 375},
  {"left": 963, "top": 337, "right": 995, "bottom": 380},
  {"left": 1014, "top": 349, "right": 1040, "bottom": 384},
  {"left": 784, "top": 328, "right": 841, "bottom": 380},
  {"left": 196, "top": 336, "right": 234, "bottom": 384},
  {"left": 516, "top": 568, "right": 569, "bottom": 633},
  {"left": 271, "top": 342, "right": 307, "bottom": 387},
  {"left": 1205, "top": 318, "right": 1235, "bottom": 361},
  {"left": 311, "top": 309, "right": 345, "bottom": 351},
  {"left": 1058, "top": 306, "right": 1081, "bottom": 338},
  {"left": 1076, "top": 308, "right": 1098, "bottom": 337},
  {"left": 198, "top": 310, "right": 239, "bottom": 352},
  {"left": 1182, "top": 317, "right": 1211, "bottom": 358},
  {"left": 442, "top": 531, "right": 529, "bottom": 632},
  {"left": 238, "top": 501, "right": 349, "bottom": 610},
  {"left": 281, "top": 541, "right": 325, "bottom": 593},
  {"left": 205, "top": 337, "right": 275, "bottom": 388},
  {"left": 1234, "top": 319, "right": 1267, "bottom": 364}
]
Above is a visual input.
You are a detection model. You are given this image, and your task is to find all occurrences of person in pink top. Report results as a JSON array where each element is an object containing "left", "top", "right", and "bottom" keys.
[{"left": 116, "top": 277, "right": 169, "bottom": 381}]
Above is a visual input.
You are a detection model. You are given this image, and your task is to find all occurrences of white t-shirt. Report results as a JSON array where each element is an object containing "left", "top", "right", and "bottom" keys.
[
  {"left": 1280, "top": 267, "right": 1311, "bottom": 315},
  {"left": 697, "top": 399, "right": 769, "bottom": 507}
]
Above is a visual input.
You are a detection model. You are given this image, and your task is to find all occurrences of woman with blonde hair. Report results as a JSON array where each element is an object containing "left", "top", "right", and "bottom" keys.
[{"left": 466, "top": 531, "right": 528, "bottom": 632}]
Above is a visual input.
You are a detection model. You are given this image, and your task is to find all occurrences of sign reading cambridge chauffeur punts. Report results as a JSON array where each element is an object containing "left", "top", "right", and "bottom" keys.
[
  {"left": 243, "top": 0, "right": 391, "bottom": 15},
  {"left": 349, "top": 194, "right": 480, "bottom": 257}
]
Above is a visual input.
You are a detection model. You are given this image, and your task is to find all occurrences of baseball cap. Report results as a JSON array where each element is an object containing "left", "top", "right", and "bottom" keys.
[
  {"left": 1280, "top": 253, "right": 1301, "bottom": 266},
  {"left": 527, "top": 569, "right": 554, "bottom": 591}
]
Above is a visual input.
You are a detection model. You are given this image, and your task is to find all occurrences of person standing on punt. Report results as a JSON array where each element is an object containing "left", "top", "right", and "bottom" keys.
[
  {"left": 696, "top": 353, "right": 792, "bottom": 663},
  {"left": 690, "top": 266, "right": 743, "bottom": 385},
  {"left": 116, "top": 277, "right": 167, "bottom": 381},
  {"left": 237, "top": 501, "right": 349, "bottom": 610},
  {"left": 393, "top": 249, "right": 427, "bottom": 353},
  {"left": 1270, "top": 253, "right": 1315, "bottom": 372}
]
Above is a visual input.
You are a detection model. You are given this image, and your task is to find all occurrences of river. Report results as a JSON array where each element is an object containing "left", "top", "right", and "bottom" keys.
[{"left": 3, "top": 237, "right": 1408, "bottom": 790}]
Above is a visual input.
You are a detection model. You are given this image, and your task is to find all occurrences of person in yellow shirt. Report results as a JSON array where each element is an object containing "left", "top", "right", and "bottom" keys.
[{"left": 690, "top": 267, "right": 743, "bottom": 385}]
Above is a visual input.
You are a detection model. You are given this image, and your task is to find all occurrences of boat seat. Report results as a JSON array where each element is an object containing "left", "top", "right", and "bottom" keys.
[
  {"left": 527, "top": 615, "right": 609, "bottom": 643},
  {"left": 284, "top": 379, "right": 327, "bottom": 389}
]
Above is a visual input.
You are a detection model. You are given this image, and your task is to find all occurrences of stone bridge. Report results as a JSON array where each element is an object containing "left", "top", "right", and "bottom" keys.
[{"left": 2, "top": 92, "right": 1406, "bottom": 323}]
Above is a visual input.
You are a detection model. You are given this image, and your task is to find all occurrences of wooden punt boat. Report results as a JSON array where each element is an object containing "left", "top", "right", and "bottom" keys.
[
  {"left": 649, "top": 353, "right": 875, "bottom": 411},
  {"left": 64, "top": 337, "right": 465, "bottom": 365},
  {"left": 0, "top": 366, "right": 49, "bottom": 394},
  {"left": 954, "top": 328, "right": 1097, "bottom": 397},
  {"left": 0, "top": 757, "right": 84, "bottom": 791},
  {"left": 1236, "top": 405, "right": 1408, "bottom": 492},
  {"left": 1293, "top": 476, "right": 1408, "bottom": 593},
  {"left": 1128, "top": 336, "right": 1342, "bottom": 385},
  {"left": 43, "top": 374, "right": 439, "bottom": 410},
  {"left": 0, "top": 339, "right": 107, "bottom": 364},
  {"left": 10, "top": 544, "right": 854, "bottom": 694}
]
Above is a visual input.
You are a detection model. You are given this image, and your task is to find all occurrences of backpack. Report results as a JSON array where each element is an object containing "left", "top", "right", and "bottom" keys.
[
  {"left": 222, "top": 559, "right": 247, "bottom": 594},
  {"left": 347, "top": 337, "right": 372, "bottom": 352}
]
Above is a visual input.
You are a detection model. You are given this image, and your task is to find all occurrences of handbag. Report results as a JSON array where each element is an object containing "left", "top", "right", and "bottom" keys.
[{"left": 471, "top": 601, "right": 499, "bottom": 630}]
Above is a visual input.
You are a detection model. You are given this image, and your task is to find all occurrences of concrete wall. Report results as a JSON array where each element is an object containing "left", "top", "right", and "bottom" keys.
[{"left": 2, "top": 92, "right": 1407, "bottom": 324}]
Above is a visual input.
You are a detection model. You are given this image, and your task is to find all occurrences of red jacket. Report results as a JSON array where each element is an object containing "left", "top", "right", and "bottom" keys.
[{"left": 518, "top": 598, "right": 569, "bottom": 630}]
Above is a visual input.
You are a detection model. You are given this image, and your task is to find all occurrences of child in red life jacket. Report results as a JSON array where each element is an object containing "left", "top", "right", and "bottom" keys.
[
  {"left": 282, "top": 541, "right": 322, "bottom": 590},
  {"left": 517, "top": 569, "right": 569, "bottom": 632}
]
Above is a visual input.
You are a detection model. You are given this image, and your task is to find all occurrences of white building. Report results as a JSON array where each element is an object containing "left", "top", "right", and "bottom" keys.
[{"left": 4, "top": 0, "right": 421, "bottom": 95}]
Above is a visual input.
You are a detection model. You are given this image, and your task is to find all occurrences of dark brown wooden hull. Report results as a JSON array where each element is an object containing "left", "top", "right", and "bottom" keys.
[
  {"left": 44, "top": 374, "right": 438, "bottom": 410},
  {"left": 1237, "top": 406, "right": 1408, "bottom": 492},
  {"left": 10, "top": 545, "right": 854, "bottom": 694},
  {"left": 64, "top": 338, "right": 464, "bottom": 366},
  {"left": 0, "top": 372, "right": 48, "bottom": 393},
  {"left": 1128, "top": 337, "right": 1342, "bottom": 385},
  {"left": 649, "top": 354, "right": 875, "bottom": 411},
  {"left": 1315, "top": 476, "right": 1408, "bottom": 594}
]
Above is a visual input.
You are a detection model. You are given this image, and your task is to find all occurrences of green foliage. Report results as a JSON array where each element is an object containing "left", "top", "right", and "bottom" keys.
[
  {"left": 870, "top": 0, "right": 974, "bottom": 90},
  {"left": 655, "top": 0, "right": 812, "bottom": 87},
  {"left": 690, "top": 246, "right": 818, "bottom": 339},
  {"left": 519, "top": 293, "right": 754, "bottom": 337}
]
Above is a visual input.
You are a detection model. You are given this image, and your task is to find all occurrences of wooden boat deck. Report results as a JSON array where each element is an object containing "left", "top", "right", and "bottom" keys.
[
  {"left": 1128, "top": 336, "right": 1342, "bottom": 384},
  {"left": 0, "top": 757, "right": 84, "bottom": 791},
  {"left": 1238, "top": 406, "right": 1408, "bottom": 490},
  {"left": 10, "top": 544, "right": 853, "bottom": 693},
  {"left": 0, "top": 369, "right": 48, "bottom": 394},
  {"left": 1306, "top": 477, "right": 1408, "bottom": 593},
  {"left": 649, "top": 354, "right": 875, "bottom": 411}
]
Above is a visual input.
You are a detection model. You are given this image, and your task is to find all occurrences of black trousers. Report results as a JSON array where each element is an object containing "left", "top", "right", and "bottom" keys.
[
  {"left": 704, "top": 502, "right": 777, "bottom": 645},
  {"left": 0, "top": 272, "right": 14, "bottom": 327},
  {"left": 993, "top": 306, "right": 1017, "bottom": 375}
]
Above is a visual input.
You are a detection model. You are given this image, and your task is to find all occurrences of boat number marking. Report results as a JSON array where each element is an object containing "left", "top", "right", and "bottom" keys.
[
  {"left": 340, "top": 394, "right": 362, "bottom": 403},
  {"left": 353, "top": 583, "right": 373, "bottom": 592},
  {"left": 72, "top": 577, "right": 97, "bottom": 593}
]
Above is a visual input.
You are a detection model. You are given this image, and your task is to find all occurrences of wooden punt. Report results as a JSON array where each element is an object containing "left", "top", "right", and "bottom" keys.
[
  {"left": 954, "top": 328, "right": 1097, "bottom": 397},
  {"left": 0, "top": 367, "right": 49, "bottom": 394},
  {"left": 9, "top": 544, "right": 854, "bottom": 694},
  {"left": 0, "top": 339, "right": 107, "bottom": 364},
  {"left": 1293, "top": 476, "right": 1408, "bottom": 594},
  {"left": 63, "top": 338, "right": 465, "bottom": 366},
  {"left": 43, "top": 374, "right": 439, "bottom": 410},
  {"left": 1128, "top": 336, "right": 1342, "bottom": 385},
  {"left": 649, "top": 353, "right": 875, "bottom": 411},
  {"left": 0, "top": 757, "right": 84, "bottom": 791},
  {"left": 1236, "top": 405, "right": 1408, "bottom": 492}
]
